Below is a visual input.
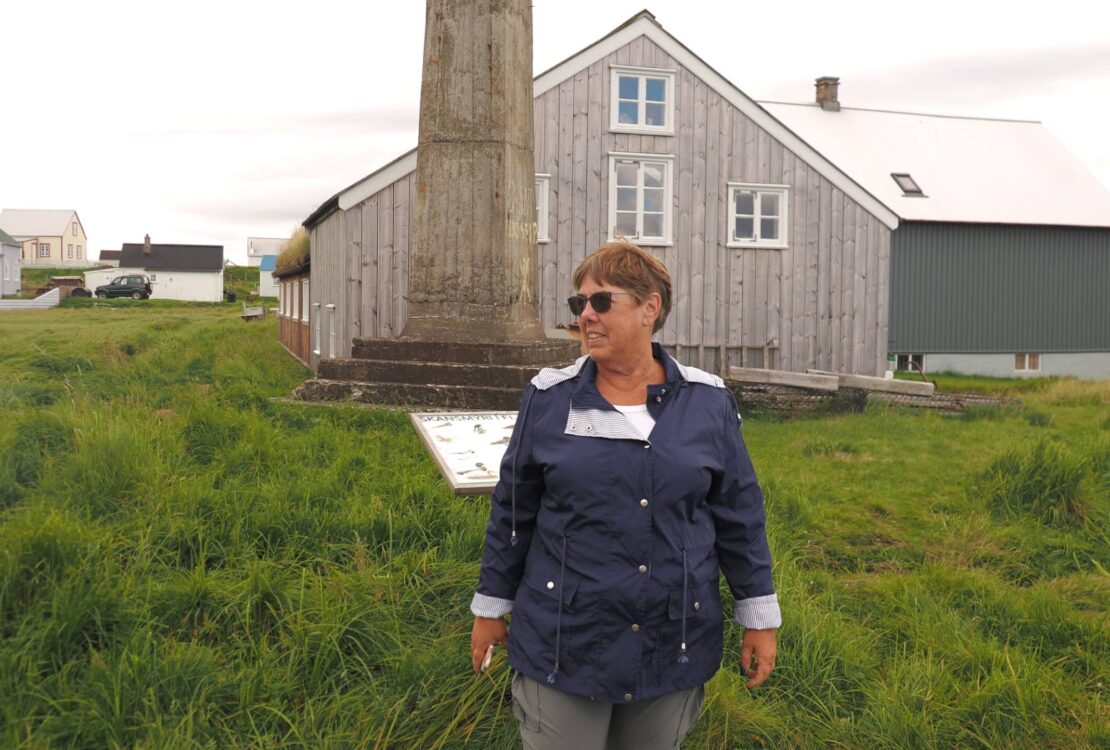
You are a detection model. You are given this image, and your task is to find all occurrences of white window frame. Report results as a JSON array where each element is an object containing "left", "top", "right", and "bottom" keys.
[
  {"left": 303, "top": 280, "right": 310, "bottom": 325},
  {"left": 609, "top": 65, "right": 676, "bottom": 136},
  {"left": 535, "top": 174, "right": 550, "bottom": 243},
  {"left": 292, "top": 280, "right": 300, "bottom": 321},
  {"left": 727, "top": 183, "right": 790, "bottom": 249},
  {"left": 326, "top": 303, "right": 337, "bottom": 358},
  {"left": 607, "top": 153, "right": 674, "bottom": 246},
  {"left": 1015, "top": 353, "right": 1041, "bottom": 372},
  {"left": 312, "top": 302, "right": 321, "bottom": 356},
  {"left": 38, "top": 242, "right": 50, "bottom": 258},
  {"left": 72, "top": 222, "right": 78, "bottom": 236},
  {"left": 77, "top": 245, "right": 82, "bottom": 259}
]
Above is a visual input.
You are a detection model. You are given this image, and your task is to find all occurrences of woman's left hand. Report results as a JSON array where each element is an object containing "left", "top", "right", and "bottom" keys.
[{"left": 741, "top": 628, "right": 777, "bottom": 688}]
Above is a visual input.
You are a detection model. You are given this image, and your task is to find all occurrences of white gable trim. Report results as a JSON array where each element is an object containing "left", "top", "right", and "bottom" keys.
[
  {"left": 338, "top": 149, "right": 418, "bottom": 211},
  {"left": 336, "top": 14, "right": 898, "bottom": 231}
]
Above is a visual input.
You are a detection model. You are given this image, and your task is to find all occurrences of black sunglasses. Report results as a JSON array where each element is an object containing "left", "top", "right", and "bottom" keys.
[{"left": 567, "top": 291, "right": 635, "bottom": 316}]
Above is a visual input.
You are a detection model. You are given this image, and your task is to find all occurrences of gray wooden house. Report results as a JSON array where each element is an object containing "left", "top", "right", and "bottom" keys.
[
  {"left": 304, "top": 10, "right": 899, "bottom": 376},
  {"left": 767, "top": 94, "right": 1110, "bottom": 380}
]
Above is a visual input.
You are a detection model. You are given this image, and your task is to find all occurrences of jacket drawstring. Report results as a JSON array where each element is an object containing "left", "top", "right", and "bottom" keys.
[
  {"left": 678, "top": 548, "right": 689, "bottom": 665},
  {"left": 548, "top": 535, "right": 567, "bottom": 684},
  {"left": 511, "top": 387, "right": 536, "bottom": 547}
]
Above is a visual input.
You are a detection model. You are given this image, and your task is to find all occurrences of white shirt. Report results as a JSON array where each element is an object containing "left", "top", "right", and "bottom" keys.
[{"left": 613, "top": 402, "right": 655, "bottom": 440}]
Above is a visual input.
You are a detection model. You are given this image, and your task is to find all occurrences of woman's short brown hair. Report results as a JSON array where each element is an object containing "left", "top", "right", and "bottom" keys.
[{"left": 572, "top": 241, "right": 673, "bottom": 333}]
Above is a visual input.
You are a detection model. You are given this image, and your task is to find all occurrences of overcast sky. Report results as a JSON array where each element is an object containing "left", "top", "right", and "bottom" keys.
[{"left": 3, "top": 0, "right": 1108, "bottom": 264}]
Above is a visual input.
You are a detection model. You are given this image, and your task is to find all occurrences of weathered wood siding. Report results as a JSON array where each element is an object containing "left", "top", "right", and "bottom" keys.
[{"left": 309, "top": 34, "right": 891, "bottom": 376}]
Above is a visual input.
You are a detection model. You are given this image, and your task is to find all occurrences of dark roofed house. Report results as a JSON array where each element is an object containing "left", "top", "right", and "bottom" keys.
[{"left": 84, "top": 236, "right": 225, "bottom": 302}]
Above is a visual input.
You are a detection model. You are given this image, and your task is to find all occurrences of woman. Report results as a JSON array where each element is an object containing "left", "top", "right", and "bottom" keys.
[{"left": 471, "top": 242, "right": 780, "bottom": 749}]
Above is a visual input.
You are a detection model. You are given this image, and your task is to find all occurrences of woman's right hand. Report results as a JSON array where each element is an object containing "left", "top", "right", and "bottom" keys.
[{"left": 471, "top": 616, "right": 509, "bottom": 673}]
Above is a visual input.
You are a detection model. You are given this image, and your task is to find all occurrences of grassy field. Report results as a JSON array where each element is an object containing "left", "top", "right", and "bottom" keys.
[{"left": 0, "top": 303, "right": 1106, "bottom": 749}]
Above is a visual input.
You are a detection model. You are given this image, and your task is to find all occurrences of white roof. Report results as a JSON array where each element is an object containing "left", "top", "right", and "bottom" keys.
[
  {"left": 0, "top": 208, "right": 78, "bottom": 237},
  {"left": 761, "top": 103, "right": 1110, "bottom": 228}
]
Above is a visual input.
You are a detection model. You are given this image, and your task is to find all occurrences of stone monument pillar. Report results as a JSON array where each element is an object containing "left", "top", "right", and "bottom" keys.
[
  {"left": 403, "top": 0, "right": 544, "bottom": 342},
  {"left": 294, "top": 0, "right": 579, "bottom": 410}
]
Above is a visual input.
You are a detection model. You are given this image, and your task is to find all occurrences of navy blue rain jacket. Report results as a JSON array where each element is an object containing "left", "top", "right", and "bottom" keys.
[{"left": 472, "top": 344, "right": 779, "bottom": 703}]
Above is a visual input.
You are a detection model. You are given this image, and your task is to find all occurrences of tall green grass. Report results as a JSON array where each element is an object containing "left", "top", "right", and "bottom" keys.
[{"left": 0, "top": 304, "right": 1107, "bottom": 748}]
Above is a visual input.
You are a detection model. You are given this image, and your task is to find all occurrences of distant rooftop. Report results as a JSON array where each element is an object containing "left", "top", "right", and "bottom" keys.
[
  {"left": 0, "top": 208, "right": 80, "bottom": 237},
  {"left": 119, "top": 243, "right": 224, "bottom": 272},
  {"left": 761, "top": 102, "right": 1110, "bottom": 227}
]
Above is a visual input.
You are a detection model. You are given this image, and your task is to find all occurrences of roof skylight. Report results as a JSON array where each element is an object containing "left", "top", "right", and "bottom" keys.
[{"left": 892, "top": 173, "right": 924, "bottom": 196}]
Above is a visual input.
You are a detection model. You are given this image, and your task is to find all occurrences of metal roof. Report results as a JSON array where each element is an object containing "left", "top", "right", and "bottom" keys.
[
  {"left": 0, "top": 208, "right": 79, "bottom": 237},
  {"left": 761, "top": 102, "right": 1110, "bottom": 228},
  {"left": 259, "top": 254, "right": 277, "bottom": 271},
  {"left": 119, "top": 243, "right": 224, "bottom": 271},
  {"left": 0, "top": 227, "right": 19, "bottom": 247}
]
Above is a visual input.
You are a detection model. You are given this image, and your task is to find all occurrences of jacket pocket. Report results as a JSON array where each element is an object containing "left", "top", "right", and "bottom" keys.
[
  {"left": 523, "top": 554, "right": 580, "bottom": 607},
  {"left": 667, "top": 580, "right": 718, "bottom": 621}
]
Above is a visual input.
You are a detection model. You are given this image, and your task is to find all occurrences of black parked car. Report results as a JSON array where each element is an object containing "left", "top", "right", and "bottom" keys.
[{"left": 95, "top": 274, "right": 153, "bottom": 299}]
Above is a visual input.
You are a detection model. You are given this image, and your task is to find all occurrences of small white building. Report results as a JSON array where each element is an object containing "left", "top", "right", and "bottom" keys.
[
  {"left": 247, "top": 237, "right": 285, "bottom": 268},
  {"left": 85, "top": 239, "right": 224, "bottom": 301},
  {"left": 1, "top": 228, "right": 22, "bottom": 296},
  {"left": 258, "top": 254, "right": 278, "bottom": 297}
]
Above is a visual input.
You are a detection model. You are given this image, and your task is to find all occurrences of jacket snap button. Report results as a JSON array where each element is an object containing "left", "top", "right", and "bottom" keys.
[
  {"left": 638, "top": 564, "right": 647, "bottom": 574},
  {"left": 640, "top": 498, "right": 648, "bottom": 507},
  {"left": 624, "top": 693, "right": 633, "bottom": 702},
  {"left": 631, "top": 624, "right": 640, "bottom": 632},
  {"left": 546, "top": 581, "right": 555, "bottom": 589},
  {"left": 655, "top": 396, "right": 662, "bottom": 402},
  {"left": 586, "top": 425, "right": 592, "bottom": 432},
  {"left": 693, "top": 601, "right": 701, "bottom": 611}
]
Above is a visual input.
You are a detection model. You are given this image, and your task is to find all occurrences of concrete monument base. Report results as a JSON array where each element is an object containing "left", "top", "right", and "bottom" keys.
[{"left": 293, "top": 337, "right": 581, "bottom": 410}]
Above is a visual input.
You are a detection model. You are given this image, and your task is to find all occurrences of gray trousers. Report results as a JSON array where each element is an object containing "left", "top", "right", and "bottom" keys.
[{"left": 510, "top": 672, "right": 704, "bottom": 750}]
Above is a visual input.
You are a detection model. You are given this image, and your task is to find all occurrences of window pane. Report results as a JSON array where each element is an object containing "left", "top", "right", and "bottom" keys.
[
  {"left": 735, "top": 217, "right": 754, "bottom": 239},
  {"left": 643, "top": 213, "right": 663, "bottom": 237},
  {"left": 1028, "top": 353, "right": 1039, "bottom": 370},
  {"left": 643, "top": 187, "right": 663, "bottom": 213},
  {"left": 616, "top": 163, "right": 638, "bottom": 186},
  {"left": 761, "top": 193, "right": 780, "bottom": 217},
  {"left": 618, "top": 101, "right": 638, "bottom": 124},
  {"left": 617, "top": 187, "right": 638, "bottom": 211},
  {"left": 643, "top": 163, "right": 663, "bottom": 188},
  {"left": 761, "top": 218, "right": 778, "bottom": 240},
  {"left": 618, "top": 76, "right": 639, "bottom": 100},
  {"left": 645, "top": 78, "right": 666, "bottom": 102},
  {"left": 616, "top": 212, "right": 637, "bottom": 236},
  {"left": 1015, "top": 353, "right": 1024, "bottom": 370},
  {"left": 645, "top": 102, "right": 665, "bottom": 127},
  {"left": 736, "top": 191, "right": 754, "bottom": 215}
]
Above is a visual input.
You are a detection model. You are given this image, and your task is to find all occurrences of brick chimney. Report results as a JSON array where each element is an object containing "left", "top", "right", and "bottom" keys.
[
  {"left": 815, "top": 76, "right": 840, "bottom": 111},
  {"left": 143, "top": 233, "right": 151, "bottom": 255}
]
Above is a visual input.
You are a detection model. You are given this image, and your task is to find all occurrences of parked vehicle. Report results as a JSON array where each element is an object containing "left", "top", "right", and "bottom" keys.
[{"left": 95, "top": 275, "right": 153, "bottom": 300}]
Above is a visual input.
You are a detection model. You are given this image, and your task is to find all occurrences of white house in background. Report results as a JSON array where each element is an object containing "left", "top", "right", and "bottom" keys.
[
  {"left": 1, "top": 228, "right": 22, "bottom": 296},
  {"left": 247, "top": 237, "right": 285, "bottom": 267},
  {"left": 84, "top": 237, "right": 224, "bottom": 301},
  {"left": 258, "top": 254, "right": 278, "bottom": 297},
  {"left": 0, "top": 209, "right": 90, "bottom": 268}
]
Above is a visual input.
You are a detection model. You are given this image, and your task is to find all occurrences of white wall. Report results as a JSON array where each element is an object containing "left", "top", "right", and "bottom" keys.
[
  {"left": 83, "top": 267, "right": 224, "bottom": 302},
  {"left": 259, "top": 269, "right": 277, "bottom": 297},
  {"left": 924, "top": 352, "right": 1110, "bottom": 380}
]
